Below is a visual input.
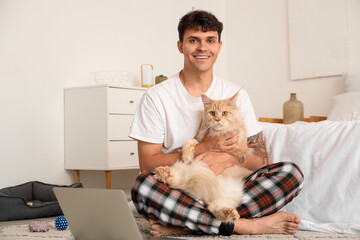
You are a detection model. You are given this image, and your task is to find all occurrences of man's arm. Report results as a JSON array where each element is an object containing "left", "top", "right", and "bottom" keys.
[
  {"left": 196, "top": 131, "right": 268, "bottom": 174},
  {"left": 137, "top": 131, "right": 268, "bottom": 173},
  {"left": 137, "top": 140, "right": 181, "bottom": 172},
  {"left": 137, "top": 130, "right": 240, "bottom": 173},
  {"left": 243, "top": 131, "right": 268, "bottom": 170}
]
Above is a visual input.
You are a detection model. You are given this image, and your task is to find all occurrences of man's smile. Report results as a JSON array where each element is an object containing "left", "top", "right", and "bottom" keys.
[{"left": 194, "top": 55, "right": 210, "bottom": 59}]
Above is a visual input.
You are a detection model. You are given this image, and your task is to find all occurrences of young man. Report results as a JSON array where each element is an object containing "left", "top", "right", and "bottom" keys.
[{"left": 129, "top": 10, "right": 304, "bottom": 237}]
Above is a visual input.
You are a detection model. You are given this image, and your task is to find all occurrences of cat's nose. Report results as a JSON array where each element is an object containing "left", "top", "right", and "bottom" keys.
[{"left": 215, "top": 118, "right": 221, "bottom": 122}]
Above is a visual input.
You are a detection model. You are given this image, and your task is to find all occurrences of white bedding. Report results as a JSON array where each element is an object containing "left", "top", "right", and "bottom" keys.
[{"left": 261, "top": 120, "right": 360, "bottom": 234}]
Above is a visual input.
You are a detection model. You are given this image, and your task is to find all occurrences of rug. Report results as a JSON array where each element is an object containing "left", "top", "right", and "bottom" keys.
[
  {"left": 1, "top": 216, "right": 359, "bottom": 240},
  {"left": 0, "top": 220, "right": 74, "bottom": 240}
]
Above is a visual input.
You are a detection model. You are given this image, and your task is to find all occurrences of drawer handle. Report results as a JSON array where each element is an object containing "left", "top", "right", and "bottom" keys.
[
  {"left": 130, "top": 152, "right": 135, "bottom": 156},
  {"left": 129, "top": 100, "right": 134, "bottom": 104}
]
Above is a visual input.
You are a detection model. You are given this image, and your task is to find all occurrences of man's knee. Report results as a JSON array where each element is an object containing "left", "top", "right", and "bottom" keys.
[
  {"left": 286, "top": 162, "right": 303, "bottom": 178},
  {"left": 131, "top": 172, "right": 154, "bottom": 199},
  {"left": 282, "top": 162, "right": 304, "bottom": 191}
]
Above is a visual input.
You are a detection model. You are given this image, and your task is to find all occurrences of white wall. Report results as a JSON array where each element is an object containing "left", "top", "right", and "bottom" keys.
[{"left": 0, "top": 0, "right": 358, "bottom": 189}]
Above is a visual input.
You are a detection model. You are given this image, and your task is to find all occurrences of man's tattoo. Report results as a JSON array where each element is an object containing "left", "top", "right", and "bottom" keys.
[
  {"left": 238, "top": 156, "right": 245, "bottom": 163},
  {"left": 247, "top": 131, "right": 268, "bottom": 165}
]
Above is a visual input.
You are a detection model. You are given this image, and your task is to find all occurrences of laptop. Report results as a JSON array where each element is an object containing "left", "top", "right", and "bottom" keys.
[{"left": 54, "top": 187, "right": 180, "bottom": 240}]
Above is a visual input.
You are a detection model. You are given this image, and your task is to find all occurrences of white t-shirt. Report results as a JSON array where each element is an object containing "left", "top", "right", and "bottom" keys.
[{"left": 129, "top": 73, "right": 262, "bottom": 154}]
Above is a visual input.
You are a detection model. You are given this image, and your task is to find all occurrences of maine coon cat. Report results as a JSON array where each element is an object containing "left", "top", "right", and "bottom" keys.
[{"left": 155, "top": 90, "right": 253, "bottom": 222}]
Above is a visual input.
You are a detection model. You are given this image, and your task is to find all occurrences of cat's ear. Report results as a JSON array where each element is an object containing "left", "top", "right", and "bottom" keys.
[
  {"left": 229, "top": 90, "right": 240, "bottom": 106},
  {"left": 201, "top": 94, "right": 212, "bottom": 107}
]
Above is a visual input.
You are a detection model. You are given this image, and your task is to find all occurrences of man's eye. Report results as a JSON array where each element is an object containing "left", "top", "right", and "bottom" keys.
[
  {"left": 189, "top": 39, "right": 197, "bottom": 43},
  {"left": 210, "top": 111, "right": 215, "bottom": 116},
  {"left": 208, "top": 39, "right": 216, "bottom": 43}
]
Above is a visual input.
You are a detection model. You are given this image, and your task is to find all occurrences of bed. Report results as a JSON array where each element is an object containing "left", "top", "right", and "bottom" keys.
[{"left": 259, "top": 73, "right": 360, "bottom": 235}]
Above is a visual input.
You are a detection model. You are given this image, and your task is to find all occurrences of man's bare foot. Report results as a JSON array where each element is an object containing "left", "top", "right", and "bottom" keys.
[
  {"left": 233, "top": 211, "right": 301, "bottom": 235},
  {"left": 148, "top": 219, "right": 192, "bottom": 237}
]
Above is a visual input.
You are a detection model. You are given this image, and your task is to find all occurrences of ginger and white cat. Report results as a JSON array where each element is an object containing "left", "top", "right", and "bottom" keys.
[{"left": 155, "top": 90, "right": 253, "bottom": 222}]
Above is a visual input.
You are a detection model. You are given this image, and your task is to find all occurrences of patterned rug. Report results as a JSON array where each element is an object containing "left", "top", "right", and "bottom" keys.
[{"left": 1, "top": 217, "right": 359, "bottom": 240}]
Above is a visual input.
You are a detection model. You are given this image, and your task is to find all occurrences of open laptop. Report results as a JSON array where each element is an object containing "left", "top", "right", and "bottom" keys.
[{"left": 54, "top": 187, "right": 180, "bottom": 240}]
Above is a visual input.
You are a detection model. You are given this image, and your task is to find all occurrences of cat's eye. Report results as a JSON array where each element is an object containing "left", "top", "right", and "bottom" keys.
[
  {"left": 210, "top": 111, "right": 216, "bottom": 116},
  {"left": 222, "top": 111, "right": 228, "bottom": 116}
]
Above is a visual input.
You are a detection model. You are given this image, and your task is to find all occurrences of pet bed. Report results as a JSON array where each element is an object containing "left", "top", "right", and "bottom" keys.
[{"left": 0, "top": 181, "right": 82, "bottom": 221}]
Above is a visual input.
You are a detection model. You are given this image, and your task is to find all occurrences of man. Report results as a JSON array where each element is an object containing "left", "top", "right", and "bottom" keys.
[{"left": 129, "top": 10, "right": 304, "bottom": 237}]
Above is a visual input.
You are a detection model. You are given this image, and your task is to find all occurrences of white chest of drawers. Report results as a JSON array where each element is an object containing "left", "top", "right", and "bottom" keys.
[{"left": 64, "top": 85, "right": 146, "bottom": 188}]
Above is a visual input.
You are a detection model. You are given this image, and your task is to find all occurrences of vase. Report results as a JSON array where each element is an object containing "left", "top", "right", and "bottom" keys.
[{"left": 283, "top": 93, "right": 304, "bottom": 124}]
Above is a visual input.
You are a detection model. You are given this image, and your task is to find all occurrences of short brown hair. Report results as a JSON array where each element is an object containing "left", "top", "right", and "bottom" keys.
[{"left": 178, "top": 10, "right": 223, "bottom": 42}]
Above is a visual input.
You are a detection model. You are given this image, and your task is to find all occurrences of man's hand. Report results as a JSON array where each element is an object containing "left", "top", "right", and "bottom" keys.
[
  {"left": 202, "top": 130, "right": 240, "bottom": 152},
  {"left": 193, "top": 131, "right": 269, "bottom": 175},
  {"left": 195, "top": 152, "right": 239, "bottom": 175}
]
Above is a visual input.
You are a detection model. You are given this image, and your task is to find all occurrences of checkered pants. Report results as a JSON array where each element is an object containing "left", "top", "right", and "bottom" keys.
[{"left": 131, "top": 162, "right": 304, "bottom": 235}]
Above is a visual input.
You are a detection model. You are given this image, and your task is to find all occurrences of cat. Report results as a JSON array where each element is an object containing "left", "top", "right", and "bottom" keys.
[{"left": 154, "top": 90, "right": 253, "bottom": 222}]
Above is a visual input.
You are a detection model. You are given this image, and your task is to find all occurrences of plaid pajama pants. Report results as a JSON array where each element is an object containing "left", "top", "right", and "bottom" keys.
[{"left": 131, "top": 161, "right": 304, "bottom": 235}]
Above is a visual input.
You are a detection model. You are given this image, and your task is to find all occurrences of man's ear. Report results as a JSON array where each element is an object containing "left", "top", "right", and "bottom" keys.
[
  {"left": 218, "top": 41, "right": 223, "bottom": 51},
  {"left": 177, "top": 41, "right": 183, "bottom": 53}
]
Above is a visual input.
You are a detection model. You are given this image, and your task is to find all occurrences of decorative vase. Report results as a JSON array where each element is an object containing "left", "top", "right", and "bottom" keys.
[{"left": 283, "top": 93, "right": 304, "bottom": 124}]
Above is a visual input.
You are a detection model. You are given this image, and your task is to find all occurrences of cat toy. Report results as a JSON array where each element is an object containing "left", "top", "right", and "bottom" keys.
[
  {"left": 28, "top": 221, "right": 50, "bottom": 232},
  {"left": 55, "top": 215, "right": 68, "bottom": 230}
]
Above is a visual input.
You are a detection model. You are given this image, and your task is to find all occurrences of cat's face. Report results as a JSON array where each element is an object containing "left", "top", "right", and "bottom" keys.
[{"left": 201, "top": 92, "right": 241, "bottom": 132}]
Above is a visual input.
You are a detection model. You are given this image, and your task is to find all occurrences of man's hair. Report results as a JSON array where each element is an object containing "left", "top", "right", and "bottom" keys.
[{"left": 178, "top": 10, "right": 223, "bottom": 42}]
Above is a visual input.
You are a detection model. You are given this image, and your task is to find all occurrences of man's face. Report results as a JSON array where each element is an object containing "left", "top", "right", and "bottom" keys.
[{"left": 177, "top": 29, "right": 222, "bottom": 74}]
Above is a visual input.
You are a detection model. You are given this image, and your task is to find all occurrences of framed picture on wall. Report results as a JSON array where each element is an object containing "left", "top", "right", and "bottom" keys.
[{"left": 288, "top": 0, "right": 348, "bottom": 80}]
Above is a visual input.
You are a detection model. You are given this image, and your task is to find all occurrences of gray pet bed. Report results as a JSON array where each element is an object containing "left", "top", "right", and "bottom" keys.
[{"left": 0, "top": 181, "right": 82, "bottom": 221}]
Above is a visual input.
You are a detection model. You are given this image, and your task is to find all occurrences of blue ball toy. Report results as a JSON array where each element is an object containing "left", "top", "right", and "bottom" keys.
[{"left": 55, "top": 215, "right": 68, "bottom": 230}]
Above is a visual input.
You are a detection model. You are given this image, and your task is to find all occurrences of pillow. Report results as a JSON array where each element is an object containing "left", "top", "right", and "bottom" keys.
[
  {"left": 327, "top": 92, "right": 360, "bottom": 121},
  {"left": 345, "top": 73, "right": 360, "bottom": 92}
]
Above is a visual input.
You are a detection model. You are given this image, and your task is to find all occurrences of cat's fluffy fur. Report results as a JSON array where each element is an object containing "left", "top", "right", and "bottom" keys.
[{"left": 155, "top": 90, "right": 252, "bottom": 222}]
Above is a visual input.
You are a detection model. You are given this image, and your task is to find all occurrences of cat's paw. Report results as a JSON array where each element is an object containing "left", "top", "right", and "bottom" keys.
[
  {"left": 182, "top": 139, "right": 199, "bottom": 164},
  {"left": 208, "top": 204, "right": 240, "bottom": 222},
  {"left": 154, "top": 166, "right": 172, "bottom": 184},
  {"left": 224, "top": 208, "right": 240, "bottom": 222}
]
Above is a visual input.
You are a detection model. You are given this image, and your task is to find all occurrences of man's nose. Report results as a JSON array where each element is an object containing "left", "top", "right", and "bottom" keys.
[{"left": 196, "top": 41, "right": 207, "bottom": 51}]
